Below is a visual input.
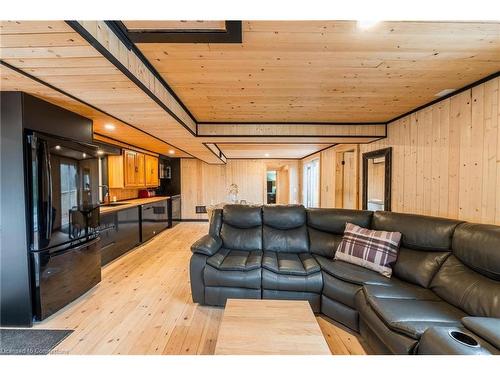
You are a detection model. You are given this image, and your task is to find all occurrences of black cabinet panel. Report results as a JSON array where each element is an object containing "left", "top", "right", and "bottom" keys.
[
  {"left": 100, "top": 207, "right": 140, "bottom": 266},
  {"left": 32, "top": 237, "right": 101, "bottom": 320},
  {"left": 141, "top": 199, "right": 169, "bottom": 242}
]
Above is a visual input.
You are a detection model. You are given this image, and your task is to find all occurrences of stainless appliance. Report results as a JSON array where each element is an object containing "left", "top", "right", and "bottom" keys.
[
  {"left": 26, "top": 132, "right": 101, "bottom": 320},
  {"left": 169, "top": 195, "right": 181, "bottom": 227}
]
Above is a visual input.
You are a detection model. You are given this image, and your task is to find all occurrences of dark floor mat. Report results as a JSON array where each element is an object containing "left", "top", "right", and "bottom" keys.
[{"left": 0, "top": 328, "right": 73, "bottom": 355}]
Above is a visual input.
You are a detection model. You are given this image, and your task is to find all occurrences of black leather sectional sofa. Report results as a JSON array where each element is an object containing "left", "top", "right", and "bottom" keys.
[{"left": 190, "top": 205, "right": 500, "bottom": 354}]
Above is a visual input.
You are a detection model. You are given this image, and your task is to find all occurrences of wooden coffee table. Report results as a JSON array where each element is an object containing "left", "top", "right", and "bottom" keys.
[{"left": 214, "top": 299, "right": 331, "bottom": 355}]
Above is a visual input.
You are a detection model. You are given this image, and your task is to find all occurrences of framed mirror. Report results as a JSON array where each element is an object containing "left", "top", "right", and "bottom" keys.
[{"left": 362, "top": 147, "right": 392, "bottom": 211}]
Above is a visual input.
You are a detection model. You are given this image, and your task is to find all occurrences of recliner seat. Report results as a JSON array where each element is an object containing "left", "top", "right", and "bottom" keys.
[{"left": 189, "top": 205, "right": 500, "bottom": 355}]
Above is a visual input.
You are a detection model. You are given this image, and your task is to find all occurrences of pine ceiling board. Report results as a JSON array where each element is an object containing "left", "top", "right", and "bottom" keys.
[
  {"left": 217, "top": 143, "right": 333, "bottom": 159},
  {"left": 0, "top": 64, "right": 189, "bottom": 157},
  {"left": 0, "top": 21, "right": 221, "bottom": 164},
  {"left": 136, "top": 20, "right": 500, "bottom": 123}
]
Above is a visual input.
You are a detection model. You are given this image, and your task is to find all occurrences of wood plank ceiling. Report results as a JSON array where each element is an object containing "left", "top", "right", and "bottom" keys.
[
  {"left": 135, "top": 21, "right": 500, "bottom": 123},
  {"left": 217, "top": 143, "right": 334, "bottom": 159},
  {"left": 0, "top": 64, "right": 189, "bottom": 157},
  {"left": 1, "top": 21, "right": 499, "bottom": 162}
]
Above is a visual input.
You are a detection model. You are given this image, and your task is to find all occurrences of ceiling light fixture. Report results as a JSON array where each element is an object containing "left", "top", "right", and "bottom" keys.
[
  {"left": 97, "top": 150, "right": 104, "bottom": 155},
  {"left": 264, "top": 153, "right": 270, "bottom": 157},
  {"left": 357, "top": 20, "right": 381, "bottom": 30},
  {"left": 55, "top": 145, "right": 61, "bottom": 150},
  {"left": 104, "top": 123, "right": 115, "bottom": 130},
  {"left": 168, "top": 150, "right": 175, "bottom": 155},
  {"left": 435, "top": 88, "right": 456, "bottom": 97},
  {"left": 82, "top": 153, "right": 87, "bottom": 158}
]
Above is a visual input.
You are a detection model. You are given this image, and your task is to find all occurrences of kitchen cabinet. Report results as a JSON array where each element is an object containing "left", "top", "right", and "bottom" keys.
[
  {"left": 140, "top": 199, "right": 169, "bottom": 242},
  {"left": 108, "top": 155, "right": 124, "bottom": 188},
  {"left": 108, "top": 149, "right": 158, "bottom": 188},
  {"left": 99, "top": 206, "right": 140, "bottom": 266},
  {"left": 124, "top": 150, "right": 145, "bottom": 187},
  {"left": 145, "top": 154, "right": 159, "bottom": 187}
]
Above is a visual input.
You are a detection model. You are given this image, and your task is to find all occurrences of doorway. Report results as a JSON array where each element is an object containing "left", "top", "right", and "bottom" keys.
[
  {"left": 335, "top": 146, "right": 359, "bottom": 209},
  {"left": 266, "top": 170, "right": 277, "bottom": 204}
]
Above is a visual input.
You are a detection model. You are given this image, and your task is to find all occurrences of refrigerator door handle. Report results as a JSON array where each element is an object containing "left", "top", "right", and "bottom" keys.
[
  {"left": 41, "top": 138, "right": 53, "bottom": 241},
  {"left": 50, "top": 237, "right": 101, "bottom": 258}
]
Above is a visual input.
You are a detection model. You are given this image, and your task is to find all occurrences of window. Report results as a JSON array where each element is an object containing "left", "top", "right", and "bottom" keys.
[
  {"left": 303, "top": 158, "right": 319, "bottom": 208},
  {"left": 60, "top": 161, "right": 78, "bottom": 226}
]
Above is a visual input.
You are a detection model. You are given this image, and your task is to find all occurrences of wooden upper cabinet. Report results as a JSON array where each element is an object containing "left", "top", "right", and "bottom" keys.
[
  {"left": 108, "top": 155, "right": 124, "bottom": 188},
  {"left": 124, "top": 150, "right": 138, "bottom": 187},
  {"left": 112, "top": 149, "right": 158, "bottom": 188},
  {"left": 145, "top": 155, "right": 159, "bottom": 187},
  {"left": 136, "top": 153, "right": 145, "bottom": 186}
]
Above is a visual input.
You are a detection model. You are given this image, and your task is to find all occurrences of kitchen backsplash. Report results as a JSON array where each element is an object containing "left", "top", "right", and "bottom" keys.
[{"left": 109, "top": 188, "right": 139, "bottom": 201}]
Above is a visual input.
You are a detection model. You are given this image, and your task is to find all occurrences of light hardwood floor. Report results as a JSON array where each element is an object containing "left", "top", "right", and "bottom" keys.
[{"left": 36, "top": 223, "right": 368, "bottom": 355}]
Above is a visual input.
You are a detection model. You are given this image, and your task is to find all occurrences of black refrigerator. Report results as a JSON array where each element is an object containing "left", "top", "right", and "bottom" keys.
[{"left": 26, "top": 131, "right": 102, "bottom": 320}]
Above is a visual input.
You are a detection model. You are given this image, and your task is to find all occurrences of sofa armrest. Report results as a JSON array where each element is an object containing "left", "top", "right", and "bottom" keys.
[
  {"left": 191, "top": 234, "right": 222, "bottom": 256},
  {"left": 462, "top": 317, "right": 500, "bottom": 350}
]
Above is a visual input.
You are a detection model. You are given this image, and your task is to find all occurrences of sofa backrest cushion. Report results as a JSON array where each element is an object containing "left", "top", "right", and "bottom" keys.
[
  {"left": 372, "top": 211, "right": 462, "bottom": 251},
  {"left": 307, "top": 208, "right": 373, "bottom": 258},
  {"left": 372, "top": 211, "right": 462, "bottom": 287},
  {"left": 452, "top": 223, "right": 500, "bottom": 280},
  {"left": 220, "top": 205, "right": 262, "bottom": 251},
  {"left": 263, "top": 205, "right": 308, "bottom": 253},
  {"left": 430, "top": 255, "right": 500, "bottom": 318},
  {"left": 392, "top": 248, "right": 450, "bottom": 288},
  {"left": 223, "top": 204, "right": 262, "bottom": 228}
]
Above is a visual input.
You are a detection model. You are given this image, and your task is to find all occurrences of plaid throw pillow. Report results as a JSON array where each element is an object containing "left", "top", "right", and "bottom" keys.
[{"left": 335, "top": 223, "right": 402, "bottom": 278}]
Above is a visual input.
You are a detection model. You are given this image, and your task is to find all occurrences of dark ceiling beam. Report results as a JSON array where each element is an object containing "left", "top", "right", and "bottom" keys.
[{"left": 114, "top": 20, "right": 242, "bottom": 44}]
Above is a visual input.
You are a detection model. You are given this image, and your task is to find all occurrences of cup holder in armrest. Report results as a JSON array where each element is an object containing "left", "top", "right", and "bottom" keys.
[{"left": 448, "top": 330, "right": 480, "bottom": 347}]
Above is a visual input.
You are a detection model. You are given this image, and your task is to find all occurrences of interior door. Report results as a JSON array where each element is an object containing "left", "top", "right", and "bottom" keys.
[{"left": 342, "top": 151, "right": 356, "bottom": 209}]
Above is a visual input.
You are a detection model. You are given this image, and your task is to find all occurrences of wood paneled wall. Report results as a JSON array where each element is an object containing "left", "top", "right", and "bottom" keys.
[
  {"left": 181, "top": 159, "right": 299, "bottom": 219},
  {"left": 359, "top": 76, "right": 500, "bottom": 225}
]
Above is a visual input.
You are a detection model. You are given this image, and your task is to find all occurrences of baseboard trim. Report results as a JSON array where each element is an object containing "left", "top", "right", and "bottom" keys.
[{"left": 181, "top": 219, "right": 209, "bottom": 222}]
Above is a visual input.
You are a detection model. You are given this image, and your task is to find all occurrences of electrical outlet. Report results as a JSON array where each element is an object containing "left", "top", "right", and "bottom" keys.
[{"left": 195, "top": 206, "right": 207, "bottom": 214}]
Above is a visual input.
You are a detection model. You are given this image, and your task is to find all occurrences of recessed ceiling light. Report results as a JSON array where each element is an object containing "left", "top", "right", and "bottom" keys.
[
  {"left": 82, "top": 153, "right": 87, "bottom": 158},
  {"left": 97, "top": 150, "right": 104, "bottom": 155},
  {"left": 55, "top": 145, "right": 61, "bottom": 150},
  {"left": 168, "top": 150, "right": 175, "bottom": 155},
  {"left": 104, "top": 123, "right": 115, "bottom": 130},
  {"left": 264, "top": 153, "right": 270, "bottom": 157},
  {"left": 357, "top": 20, "right": 381, "bottom": 30},
  {"left": 435, "top": 88, "right": 456, "bottom": 97}
]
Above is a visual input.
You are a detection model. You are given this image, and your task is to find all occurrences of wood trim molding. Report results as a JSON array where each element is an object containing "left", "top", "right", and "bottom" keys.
[{"left": 197, "top": 123, "right": 386, "bottom": 138}]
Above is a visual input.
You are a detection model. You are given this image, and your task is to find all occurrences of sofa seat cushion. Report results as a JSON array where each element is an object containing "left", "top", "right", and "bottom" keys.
[
  {"left": 363, "top": 282, "right": 441, "bottom": 302},
  {"left": 315, "top": 255, "right": 392, "bottom": 286},
  {"left": 204, "top": 266, "right": 262, "bottom": 289},
  {"left": 262, "top": 269, "right": 323, "bottom": 293},
  {"left": 207, "top": 248, "right": 262, "bottom": 271},
  {"left": 361, "top": 291, "right": 466, "bottom": 339},
  {"left": 262, "top": 251, "right": 320, "bottom": 276}
]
